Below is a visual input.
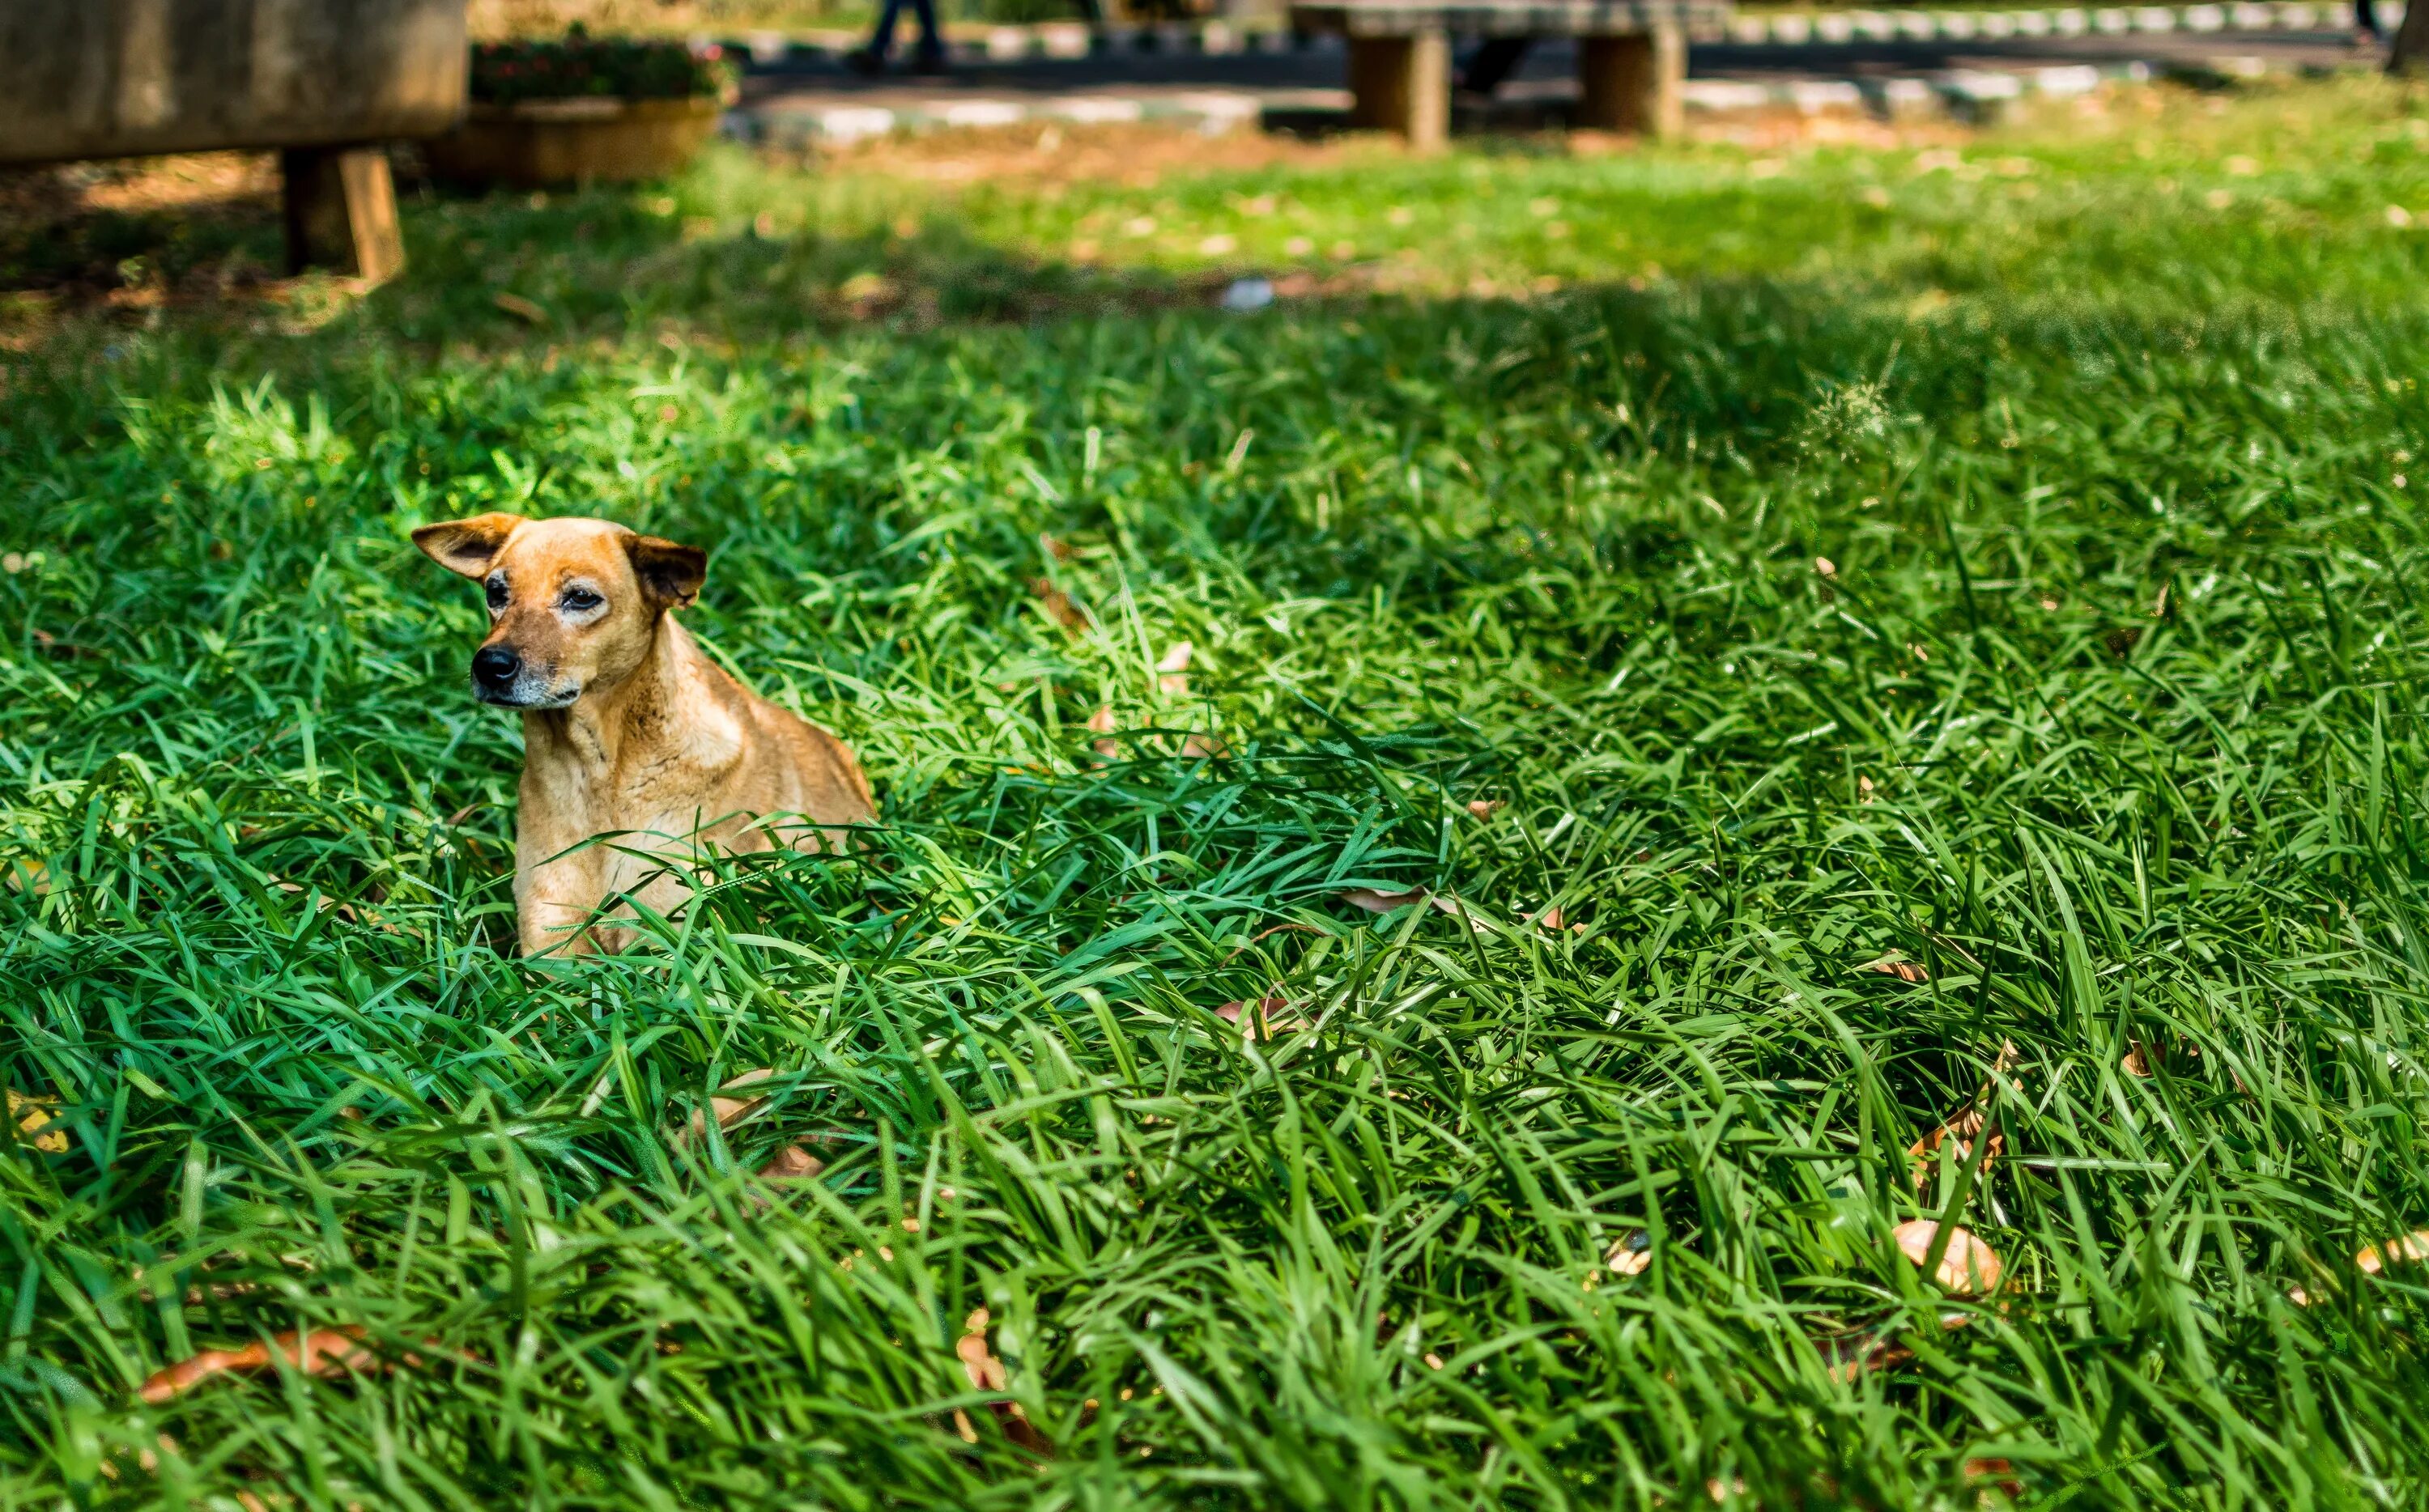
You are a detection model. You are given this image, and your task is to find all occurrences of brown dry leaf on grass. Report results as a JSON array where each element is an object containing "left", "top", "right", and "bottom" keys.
[
  {"left": 2356, "top": 1230, "right": 2429, "bottom": 1275},
  {"left": 1027, "top": 577, "right": 1087, "bottom": 631},
  {"left": 1534, "top": 905, "right": 1588, "bottom": 934},
  {"left": 137, "top": 1326, "right": 401, "bottom": 1404},
  {"left": 8, "top": 1089, "right": 66, "bottom": 1153},
  {"left": 1963, "top": 1458, "right": 2024, "bottom": 1497},
  {"left": 681, "top": 1068, "right": 777, "bottom": 1144},
  {"left": 1465, "top": 799, "right": 1505, "bottom": 819},
  {"left": 1862, "top": 953, "right": 1928, "bottom": 983},
  {"left": 1907, "top": 1039, "right": 2022, "bottom": 1188},
  {"left": 1338, "top": 887, "right": 1490, "bottom": 932},
  {"left": 1341, "top": 886, "right": 1427, "bottom": 913},
  {"left": 1155, "top": 641, "right": 1193, "bottom": 696},
  {"left": 1819, "top": 1213, "right": 2006, "bottom": 1381},
  {"left": 759, "top": 1143, "right": 826, "bottom": 1180},
  {"left": 2291, "top": 1230, "right": 2429, "bottom": 1306},
  {"left": 1085, "top": 704, "right": 1120, "bottom": 759},
  {"left": 1908, "top": 1109, "right": 2004, "bottom": 1188},
  {"left": 1891, "top": 1219, "right": 2004, "bottom": 1295},
  {"left": 1214, "top": 996, "right": 1310, "bottom": 1040},
  {"left": 491, "top": 291, "right": 547, "bottom": 325},
  {"left": 1604, "top": 1229, "right": 1653, "bottom": 1276},
  {"left": 955, "top": 1309, "right": 1052, "bottom": 1453}
]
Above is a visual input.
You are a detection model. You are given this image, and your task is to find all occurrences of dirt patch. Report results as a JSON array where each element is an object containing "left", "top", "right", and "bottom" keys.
[{"left": 807, "top": 120, "right": 1357, "bottom": 189}]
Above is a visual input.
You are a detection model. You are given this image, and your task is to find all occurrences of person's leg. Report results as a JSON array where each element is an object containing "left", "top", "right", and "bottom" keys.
[
  {"left": 2357, "top": 0, "right": 2381, "bottom": 40},
  {"left": 845, "top": 0, "right": 904, "bottom": 69},
  {"left": 907, "top": 0, "right": 945, "bottom": 67},
  {"left": 1461, "top": 36, "right": 1532, "bottom": 94}
]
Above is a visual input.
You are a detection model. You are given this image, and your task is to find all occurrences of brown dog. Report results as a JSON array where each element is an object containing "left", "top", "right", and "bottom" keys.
[{"left": 414, "top": 513, "right": 875, "bottom": 955}]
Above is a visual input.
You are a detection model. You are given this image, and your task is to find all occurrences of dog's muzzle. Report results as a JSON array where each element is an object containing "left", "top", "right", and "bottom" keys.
[{"left": 470, "top": 646, "right": 577, "bottom": 709}]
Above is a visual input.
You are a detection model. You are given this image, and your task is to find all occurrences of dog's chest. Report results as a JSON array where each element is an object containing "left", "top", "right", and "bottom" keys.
[{"left": 520, "top": 698, "right": 749, "bottom": 848}]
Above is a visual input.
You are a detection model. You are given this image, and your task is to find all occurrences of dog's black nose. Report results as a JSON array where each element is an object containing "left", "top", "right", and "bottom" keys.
[{"left": 472, "top": 645, "right": 521, "bottom": 691}]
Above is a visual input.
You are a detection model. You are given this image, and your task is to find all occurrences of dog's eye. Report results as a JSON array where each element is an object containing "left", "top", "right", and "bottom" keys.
[
  {"left": 561, "top": 588, "right": 603, "bottom": 613},
  {"left": 485, "top": 579, "right": 508, "bottom": 611}
]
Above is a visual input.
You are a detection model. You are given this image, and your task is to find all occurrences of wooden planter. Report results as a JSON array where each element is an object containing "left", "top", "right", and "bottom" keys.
[{"left": 423, "top": 96, "right": 721, "bottom": 188}]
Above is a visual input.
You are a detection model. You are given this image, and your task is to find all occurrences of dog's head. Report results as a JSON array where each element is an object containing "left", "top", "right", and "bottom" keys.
[{"left": 412, "top": 513, "right": 706, "bottom": 710}]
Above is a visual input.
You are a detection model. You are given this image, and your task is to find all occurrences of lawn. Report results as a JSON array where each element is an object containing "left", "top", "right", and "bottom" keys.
[{"left": 6, "top": 79, "right": 2429, "bottom": 1509}]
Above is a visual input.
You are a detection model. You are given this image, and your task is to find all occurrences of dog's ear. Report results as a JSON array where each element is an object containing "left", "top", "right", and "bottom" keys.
[
  {"left": 626, "top": 534, "right": 707, "bottom": 610},
  {"left": 412, "top": 513, "right": 524, "bottom": 579}
]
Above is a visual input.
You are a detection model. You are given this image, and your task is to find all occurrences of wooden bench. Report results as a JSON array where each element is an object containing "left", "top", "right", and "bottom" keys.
[
  {"left": 0, "top": 0, "right": 466, "bottom": 282},
  {"left": 1288, "top": 0, "right": 1728, "bottom": 148}
]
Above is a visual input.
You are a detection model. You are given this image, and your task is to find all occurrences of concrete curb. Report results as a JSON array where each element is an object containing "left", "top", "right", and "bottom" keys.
[
  {"left": 707, "top": 0, "right": 2387, "bottom": 66},
  {"left": 736, "top": 87, "right": 1283, "bottom": 145}
]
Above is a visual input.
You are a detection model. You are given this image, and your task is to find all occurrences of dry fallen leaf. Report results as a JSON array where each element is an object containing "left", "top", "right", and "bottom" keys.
[
  {"left": 1465, "top": 799, "right": 1505, "bottom": 819},
  {"left": 1028, "top": 577, "right": 1087, "bottom": 631},
  {"left": 7, "top": 1089, "right": 65, "bottom": 1153},
  {"left": 1085, "top": 705, "right": 1119, "bottom": 759},
  {"left": 1963, "top": 1457, "right": 2023, "bottom": 1497},
  {"left": 2121, "top": 1040, "right": 2155, "bottom": 1077},
  {"left": 491, "top": 291, "right": 547, "bottom": 325},
  {"left": 1820, "top": 1306, "right": 1976, "bottom": 1382},
  {"left": 1857, "top": 775, "right": 1878, "bottom": 804},
  {"left": 137, "top": 1326, "right": 390, "bottom": 1404},
  {"left": 1179, "top": 731, "right": 1229, "bottom": 759},
  {"left": 1891, "top": 1219, "right": 2003, "bottom": 1295},
  {"left": 759, "top": 1144, "right": 826, "bottom": 1181},
  {"left": 683, "top": 1068, "right": 777, "bottom": 1144},
  {"left": 2356, "top": 1230, "right": 2429, "bottom": 1276},
  {"left": 1605, "top": 1229, "right": 1653, "bottom": 1276},
  {"left": 1338, "top": 887, "right": 1491, "bottom": 932},
  {"left": 1862, "top": 953, "right": 1928, "bottom": 983},
  {"left": 1214, "top": 996, "right": 1309, "bottom": 1040},
  {"left": 1908, "top": 1107, "right": 2004, "bottom": 1189},
  {"left": 1156, "top": 640, "right": 1193, "bottom": 696},
  {"left": 1814, "top": 556, "right": 1838, "bottom": 578},
  {"left": 1040, "top": 533, "right": 1074, "bottom": 562},
  {"left": 955, "top": 1310, "right": 1052, "bottom": 1453}
]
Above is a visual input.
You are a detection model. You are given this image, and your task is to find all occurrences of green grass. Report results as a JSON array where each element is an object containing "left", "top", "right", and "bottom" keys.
[{"left": 7, "top": 79, "right": 2429, "bottom": 1509}]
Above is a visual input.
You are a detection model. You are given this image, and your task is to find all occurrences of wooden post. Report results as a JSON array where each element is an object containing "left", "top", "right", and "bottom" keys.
[
  {"left": 1577, "top": 22, "right": 1684, "bottom": 138},
  {"left": 281, "top": 146, "right": 406, "bottom": 282},
  {"left": 1346, "top": 28, "right": 1450, "bottom": 148}
]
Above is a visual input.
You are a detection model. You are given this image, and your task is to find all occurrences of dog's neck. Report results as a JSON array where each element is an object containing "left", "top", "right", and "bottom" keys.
[{"left": 523, "top": 614, "right": 691, "bottom": 776}]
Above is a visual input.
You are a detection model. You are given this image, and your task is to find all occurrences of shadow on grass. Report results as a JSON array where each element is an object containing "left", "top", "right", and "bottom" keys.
[{"left": 0, "top": 153, "right": 1267, "bottom": 361}]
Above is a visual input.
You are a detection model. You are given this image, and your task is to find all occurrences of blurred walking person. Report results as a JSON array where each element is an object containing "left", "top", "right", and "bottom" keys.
[{"left": 849, "top": 0, "right": 947, "bottom": 74}]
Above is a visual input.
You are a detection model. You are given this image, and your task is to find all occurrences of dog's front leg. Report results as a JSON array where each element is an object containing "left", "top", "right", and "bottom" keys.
[{"left": 516, "top": 851, "right": 607, "bottom": 957}]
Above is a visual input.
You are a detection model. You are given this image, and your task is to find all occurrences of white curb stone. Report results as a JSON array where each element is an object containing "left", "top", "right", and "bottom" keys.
[
  {"left": 1789, "top": 78, "right": 1865, "bottom": 110},
  {"left": 1684, "top": 79, "right": 1775, "bottom": 109},
  {"left": 2032, "top": 62, "right": 2105, "bottom": 91},
  {"left": 819, "top": 106, "right": 897, "bottom": 142},
  {"left": 1049, "top": 95, "right": 1146, "bottom": 122},
  {"left": 941, "top": 99, "right": 1027, "bottom": 127}
]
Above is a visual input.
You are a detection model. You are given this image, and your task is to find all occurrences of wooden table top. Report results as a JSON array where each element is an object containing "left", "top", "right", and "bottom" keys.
[{"left": 1290, "top": 0, "right": 1729, "bottom": 35}]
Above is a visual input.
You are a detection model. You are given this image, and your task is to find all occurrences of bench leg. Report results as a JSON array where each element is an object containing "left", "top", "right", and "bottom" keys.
[
  {"left": 1577, "top": 24, "right": 1684, "bottom": 138},
  {"left": 282, "top": 146, "right": 406, "bottom": 283},
  {"left": 1347, "top": 30, "right": 1449, "bottom": 148}
]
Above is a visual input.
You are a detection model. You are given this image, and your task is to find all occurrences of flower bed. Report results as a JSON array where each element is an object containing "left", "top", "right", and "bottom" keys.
[{"left": 428, "top": 28, "right": 736, "bottom": 187}]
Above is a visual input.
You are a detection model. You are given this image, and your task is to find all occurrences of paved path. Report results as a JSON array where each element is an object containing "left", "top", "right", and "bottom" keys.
[{"left": 726, "top": 6, "right": 2378, "bottom": 142}]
